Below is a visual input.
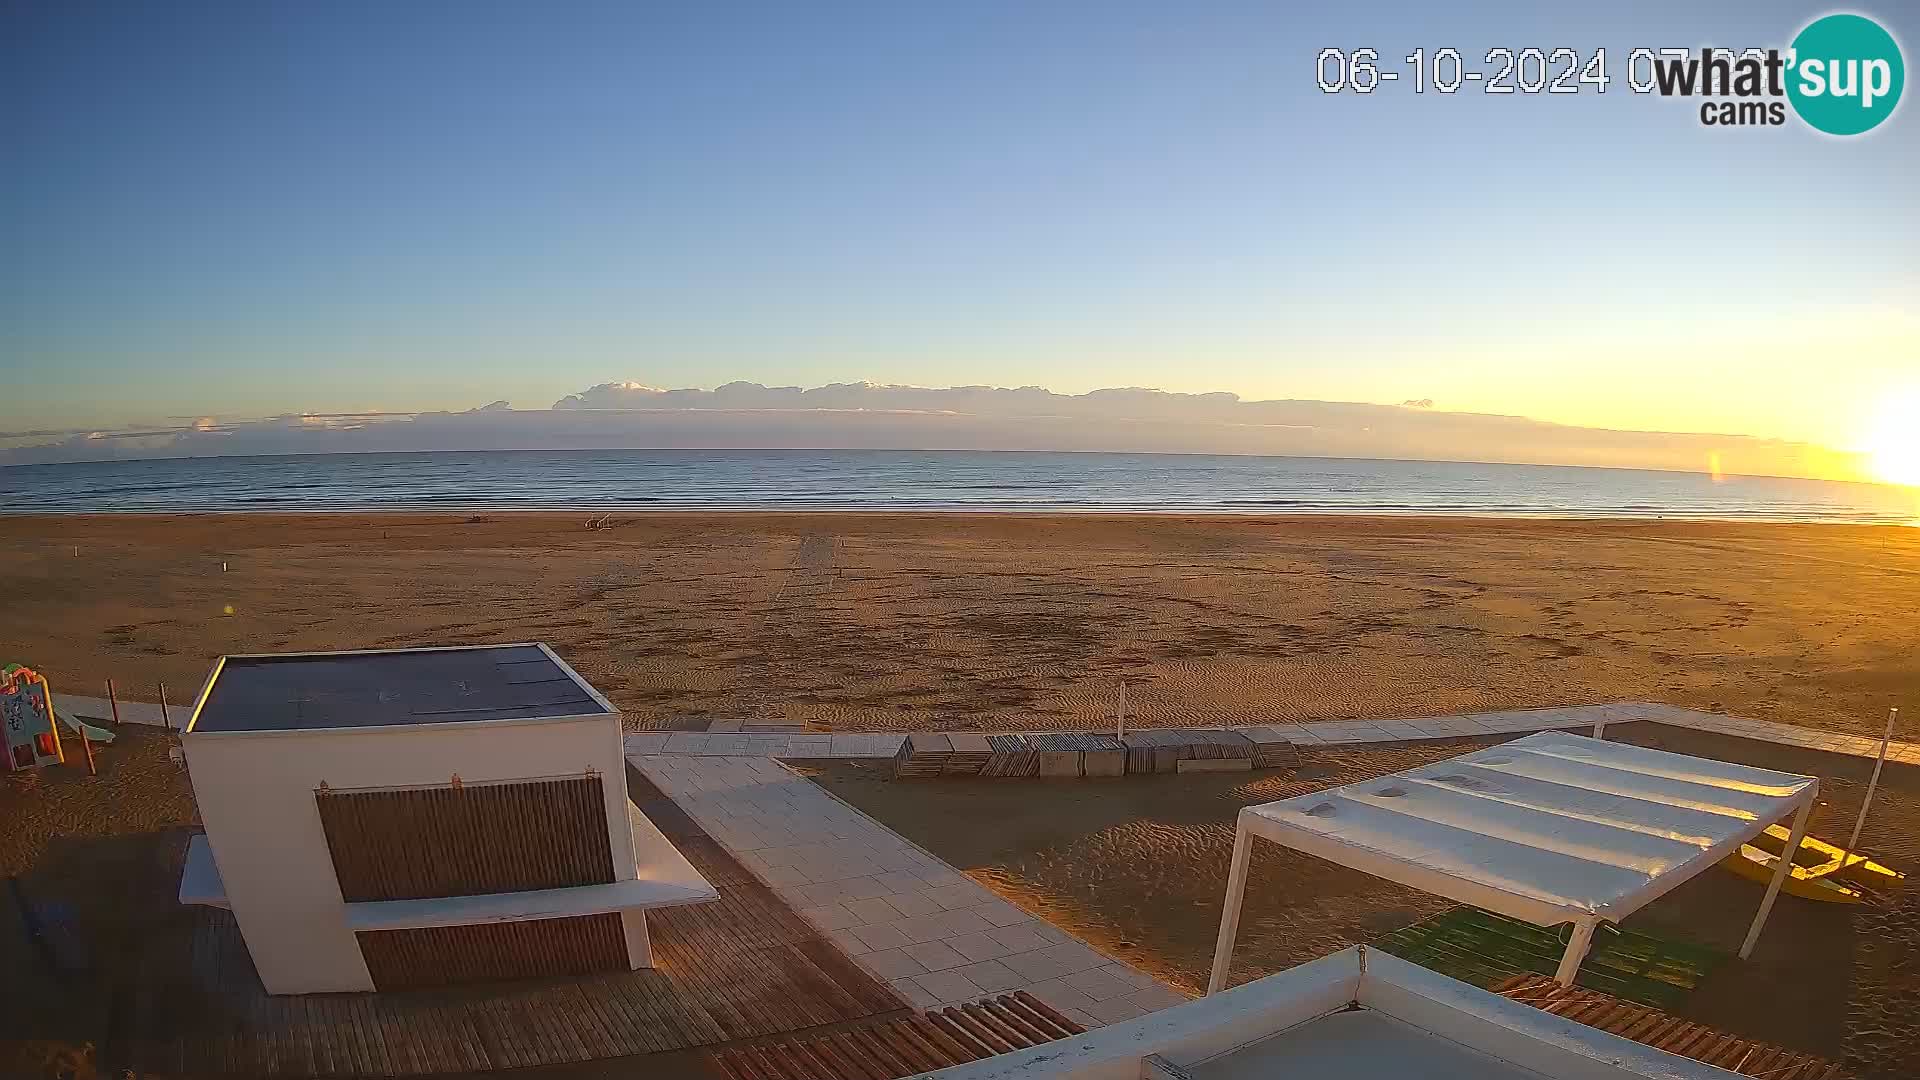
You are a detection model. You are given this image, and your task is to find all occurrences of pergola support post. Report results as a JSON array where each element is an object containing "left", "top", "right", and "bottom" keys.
[
  {"left": 1740, "top": 793, "right": 1814, "bottom": 959},
  {"left": 1554, "top": 915, "right": 1598, "bottom": 986},
  {"left": 1207, "top": 820, "right": 1254, "bottom": 995}
]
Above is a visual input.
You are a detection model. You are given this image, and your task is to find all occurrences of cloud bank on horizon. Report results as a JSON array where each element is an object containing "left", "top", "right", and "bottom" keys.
[{"left": 0, "top": 379, "right": 1869, "bottom": 483}]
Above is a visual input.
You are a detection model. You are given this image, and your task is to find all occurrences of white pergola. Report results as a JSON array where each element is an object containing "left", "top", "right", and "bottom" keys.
[{"left": 1208, "top": 731, "right": 1819, "bottom": 994}]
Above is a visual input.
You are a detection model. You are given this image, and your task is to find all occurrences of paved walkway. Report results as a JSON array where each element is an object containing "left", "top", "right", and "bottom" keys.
[
  {"left": 627, "top": 754, "right": 1186, "bottom": 1030},
  {"left": 1626, "top": 702, "right": 1920, "bottom": 765},
  {"left": 54, "top": 691, "right": 178, "bottom": 729}
]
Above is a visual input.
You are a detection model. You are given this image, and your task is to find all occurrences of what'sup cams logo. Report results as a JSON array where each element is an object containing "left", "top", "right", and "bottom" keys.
[{"left": 1646, "top": 12, "right": 1904, "bottom": 133}]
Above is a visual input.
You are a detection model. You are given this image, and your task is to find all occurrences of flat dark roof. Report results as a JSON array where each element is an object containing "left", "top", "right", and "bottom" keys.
[{"left": 190, "top": 644, "right": 612, "bottom": 733}]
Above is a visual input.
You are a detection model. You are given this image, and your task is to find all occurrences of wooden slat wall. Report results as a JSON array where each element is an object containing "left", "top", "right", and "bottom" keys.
[
  {"left": 317, "top": 777, "right": 615, "bottom": 901},
  {"left": 357, "top": 913, "right": 630, "bottom": 991}
]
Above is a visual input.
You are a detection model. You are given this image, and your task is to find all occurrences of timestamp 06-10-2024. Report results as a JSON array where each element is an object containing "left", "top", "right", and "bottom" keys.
[{"left": 1317, "top": 47, "right": 1621, "bottom": 94}]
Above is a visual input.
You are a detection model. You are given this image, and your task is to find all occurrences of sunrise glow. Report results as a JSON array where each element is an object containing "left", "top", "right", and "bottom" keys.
[{"left": 1862, "top": 387, "right": 1920, "bottom": 488}]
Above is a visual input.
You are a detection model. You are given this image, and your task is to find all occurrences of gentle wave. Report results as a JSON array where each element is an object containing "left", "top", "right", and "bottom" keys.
[{"left": 2, "top": 449, "right": 1916, "bottom": 524}]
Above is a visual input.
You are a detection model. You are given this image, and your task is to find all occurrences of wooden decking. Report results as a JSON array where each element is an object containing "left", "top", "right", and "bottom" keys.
[
  {"left": 710, "top": 991, "right": 1089, "bottom": 1080},
  {"left": 103, "top": 767, "right": 905, "bottom": 1076},
  {"left": 1495, "top": 974, "right": 1846, "bottom": 1079}
]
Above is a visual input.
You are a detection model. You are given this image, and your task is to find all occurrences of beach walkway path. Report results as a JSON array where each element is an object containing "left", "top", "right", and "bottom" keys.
[{"left": 627, "top": 753, "right": 1186, "bottom": 1030}]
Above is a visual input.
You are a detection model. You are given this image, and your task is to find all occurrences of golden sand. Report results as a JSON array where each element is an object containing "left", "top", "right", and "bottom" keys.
[{"left": 2, "top": 512, "right": 1917, "bottom": 735}]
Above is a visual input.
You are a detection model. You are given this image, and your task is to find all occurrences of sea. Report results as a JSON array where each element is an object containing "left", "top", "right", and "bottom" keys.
[{"left": 2, "top": 450, "right": 1915, "bottom": 523}]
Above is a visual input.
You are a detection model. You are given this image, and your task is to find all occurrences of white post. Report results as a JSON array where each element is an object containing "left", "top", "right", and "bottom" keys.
[
  {"left": 1554, "top": 915, "right": 1599, "bottom": 986},
  {"left": 1117, "top": 682, "right": 1128, "bottom": 743},
  {"left": 621, "top": 908, "right": 652, "bottom": 968},
  {"left": 1592, "top": 706, "right": 1609, "bottom": 740},
  {"left": 1740, "top": 792, "right": 1815, "bottom": 959},
  {"left": 1207, "top": 819, "right": 1255, "bottom": 995},
  {"left": 1845, "top": 707, "right": 1897, "bottom": 860}
]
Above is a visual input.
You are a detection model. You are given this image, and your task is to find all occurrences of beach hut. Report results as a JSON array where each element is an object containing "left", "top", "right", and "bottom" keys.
[
  {"left": 1206, "top": 731, "right": 1820, "bottom": 995},
  {"left": 175, "top": 643, "right": 715, "bottom": 995}
]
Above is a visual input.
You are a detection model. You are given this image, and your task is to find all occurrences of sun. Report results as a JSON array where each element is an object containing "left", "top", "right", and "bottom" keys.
[{"left": 1862, "top": 387, "right": 1920, "bottom": 487}]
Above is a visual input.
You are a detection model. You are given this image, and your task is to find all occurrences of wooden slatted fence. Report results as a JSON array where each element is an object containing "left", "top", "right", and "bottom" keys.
[
  {"left": 316, "top": 776, "right": 614, "bottom": 901},
  {"left": 358, "top": 913, "right": 630, "bottom": 990}
]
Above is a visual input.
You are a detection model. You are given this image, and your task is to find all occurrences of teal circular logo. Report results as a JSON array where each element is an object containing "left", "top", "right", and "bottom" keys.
[{"left": 1788, "top": 14, "right": 1904, "bottom": 135}]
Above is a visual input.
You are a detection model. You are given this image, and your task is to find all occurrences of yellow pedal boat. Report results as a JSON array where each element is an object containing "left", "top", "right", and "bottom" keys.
[{"left": 1719, "top": 824, "right": 1905, "bottom": 904}]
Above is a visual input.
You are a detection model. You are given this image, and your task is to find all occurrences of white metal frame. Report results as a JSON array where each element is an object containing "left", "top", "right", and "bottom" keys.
[{"left": 1208, "top": 746, "right": 1818, "bottom": 994}]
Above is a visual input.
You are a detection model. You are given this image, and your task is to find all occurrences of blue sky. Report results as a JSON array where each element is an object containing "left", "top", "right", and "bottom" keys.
[{"left": 3, "top": 1, "right": 1915, "bottom": 453}]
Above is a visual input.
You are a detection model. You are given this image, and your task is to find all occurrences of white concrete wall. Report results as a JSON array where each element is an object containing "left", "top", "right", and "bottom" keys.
[
  {"left": 185, "top": 711, "right": 632, "bottom": 995},
  {"left": 918, "top": 951, "right": 1358, "bottom": 1080},
  {"left": 919, "top": 948, "right": 1734, "bottom": 1080},
  {"left": 1355, "top": 954, "right": 1726, "bottom": 1080}
]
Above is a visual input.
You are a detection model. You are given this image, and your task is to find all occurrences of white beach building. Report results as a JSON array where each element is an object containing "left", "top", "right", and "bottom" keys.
[{"left": 176, "top": 643, "right": 715, "bottom": 995}]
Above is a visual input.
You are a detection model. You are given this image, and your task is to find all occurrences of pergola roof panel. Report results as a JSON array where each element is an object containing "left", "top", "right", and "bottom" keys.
[{"left": 1240, "top": 731, "right": 1816, "bottom": 925}]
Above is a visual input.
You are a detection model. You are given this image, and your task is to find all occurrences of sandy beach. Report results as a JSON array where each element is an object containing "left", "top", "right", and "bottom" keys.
[{"left": 3, "top": 512, "right": 1918, "bottom": 736}]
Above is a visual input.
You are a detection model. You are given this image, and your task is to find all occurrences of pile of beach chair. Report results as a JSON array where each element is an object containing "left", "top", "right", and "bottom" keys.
[
  {"left": 891, "top": 734, "right": 995, "bottom": 777},
  {"left": 893, "top": 726, "right": 1296, "bottom": 780}
]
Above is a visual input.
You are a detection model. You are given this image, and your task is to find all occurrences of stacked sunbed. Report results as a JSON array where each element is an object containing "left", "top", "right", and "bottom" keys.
[
  {"left": 1116, "top": 728, "right": 1260, "bottom": 773},
  {"left": 893, "top": 734, "right": 952, "bottom": 778},
  {"left": 893, "top": 726, "right": 1295, "bottom": 780},
  {"left": 944, "top": 733, "right": 994, "bottom": 775},
  {"left": 980, "top": 735, "right": 1039, "bottom": 777}
]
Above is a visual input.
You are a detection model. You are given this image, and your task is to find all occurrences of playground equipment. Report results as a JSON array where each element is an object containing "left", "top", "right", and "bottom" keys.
[
  {"left": 2, "top": 665, "right": 63, "bottom": 772},
  {"left": 56, "top": 706, "right": 115, "bottom": 746}
]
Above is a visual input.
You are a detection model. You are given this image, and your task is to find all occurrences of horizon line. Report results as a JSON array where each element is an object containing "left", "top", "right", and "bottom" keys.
[{"left": 4, "top": 443, "right": 1911, "bottom": 492}]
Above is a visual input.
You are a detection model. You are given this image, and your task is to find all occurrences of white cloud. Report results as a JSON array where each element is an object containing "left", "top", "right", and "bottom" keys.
[{"left": 0, "top": 379, "right": 1872, "bottom": 483}]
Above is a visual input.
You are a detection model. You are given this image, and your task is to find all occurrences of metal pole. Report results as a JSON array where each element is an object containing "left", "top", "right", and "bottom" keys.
[
  {"left": 1554, "top": 915, "right": 1598, "bottom": 986},
  {"left": 158, "top": 682, "right": 172, "bottom": 732},
  {"left": 72, "top": 685, "right": 95, "bottom": 776},
  {"left": 1844, "top": 707, "right": 1897, "bottom": 861},
  {"left": 1741, "top": 792, "right": 1815, "bottom": 959},
  {"left": 1207, "top": 815, "right": 1255, "bottom": 995},
  {"left": 74, "top": 699, "right": 94, "bottom": 772},
  {"left": 1117, "top": 682, "right": 1127, "bottom": 742},
  {"left": 106, "top": 679, "right": 122, "bottom": 728}
]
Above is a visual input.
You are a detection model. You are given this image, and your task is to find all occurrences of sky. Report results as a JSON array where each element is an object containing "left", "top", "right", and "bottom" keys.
[{"left": 3, "top": 2, "right": 1916, "bottom": 473}]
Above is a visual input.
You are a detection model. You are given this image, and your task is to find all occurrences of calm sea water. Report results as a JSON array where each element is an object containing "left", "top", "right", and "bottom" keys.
[{"left": 2, "top": 450, "right": 1915, "bottom": 523}]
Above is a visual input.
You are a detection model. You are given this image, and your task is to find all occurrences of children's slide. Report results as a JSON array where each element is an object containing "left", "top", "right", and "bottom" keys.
[{"left": 55, "top": 708, "right": 115, "bottom": 745}]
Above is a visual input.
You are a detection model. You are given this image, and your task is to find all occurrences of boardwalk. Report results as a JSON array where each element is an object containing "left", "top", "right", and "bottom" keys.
[{"left": 104, "top": 765, "right": 905, "bottom": 1076}]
